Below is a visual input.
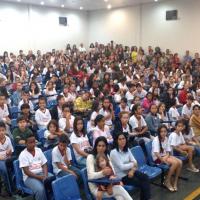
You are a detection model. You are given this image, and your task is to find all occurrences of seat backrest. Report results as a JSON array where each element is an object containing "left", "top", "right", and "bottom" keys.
[
  {"left": 36, "top": 129, "right": 46, "bottom": 145},
  {"left": 81, "top": 168, "right": 92, "bottom": 200},
  {"left": 68, "top": 144, "right": 78, "bottom": 166},
  {"left": 130, "top": 146, "right": 146, "bottom": 167},
  {"left": 145, "top": 141, "right": 154, "bottom": 166},
  {"left": 44, "top": 149, "right": 53, "bottom": 174},
  {"left": 87, "top": 131, "right": 94, "bottom": 146},
  {"left": 11, "top": 119, "right": 18, "bottom": 129},
  {"left": 10, "top": 106, "right": 19, "bottom": 119},
  {"left": 52, "top": 174, "right": 81, "bottom": 200},
  {"left": 13, "top": 160, "right": 24, "bottom": 191}
]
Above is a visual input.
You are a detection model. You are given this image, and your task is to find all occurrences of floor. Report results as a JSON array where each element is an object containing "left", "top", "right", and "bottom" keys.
[{"left": 1, "top": 158, "right": 200, "bottom": 200}]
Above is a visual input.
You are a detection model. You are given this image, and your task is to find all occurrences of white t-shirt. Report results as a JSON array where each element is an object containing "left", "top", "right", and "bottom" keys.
[
  {"left": 125, "top": 91, "right": 134, "bottom": 102},
  {"left": 129, "top": 115, "right": 147, "bottom": 130},
  {"left": 44, "top": 89, "right": 57, "bottom": 101},
  {"left": 99, "top": 108, "right": 112, "bottom": 126},
  {"left": 183, "top": 128, "right": 195, "bottom": 141},
  {"left": 35, "top": 109, "right": 51, "bottom": 129},
  {"left": 118, "top": 83, "right": 128, "bottom": 91},
  {"left": 152, "top": 136, "right": 171, "bottom": 161},
  {"left": 134, "top": 90, "right": 147, "bottom": 99},
  {"left": 0, "top": 104, "right": 9, "bottom": 121},
  {"left": 18, "top": 100, "right": 34, "bottom": 113},
  {"left": 168, "top": 107, "right": 180, "bottom": 121},
  {"left": 19, "top": 147, "right": 47, "bottom": 181},
  {"left": 87, "top": 111, "right": 98, "bottom": 132},
  {"left": 52, "top": 146, "right": 72, "bottom": 175},
  {"left": 114, "top": 93, "right": 122, "bottom": 103},
  {"left": 182, "top": 104, "right": 192, "bottom": 117},
  {"left": 0, "top": 136, "right": 14, "bottom": 158},
  {"left": 70, "top": 132, "right": 90, "bottom": 161},
  {"left": 59, "top": 116, "right": 75, "bottom": 132},
  {"left": 168, "top": 132, "right": 185, "bottom": 147},
  {"left": 93, "top": 126, "right": 113, "bottom": 144}
]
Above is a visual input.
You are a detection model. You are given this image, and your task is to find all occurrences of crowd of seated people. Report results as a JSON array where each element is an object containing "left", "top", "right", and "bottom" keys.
[{"left": 0, "top": 42, "right": 200, "bottom": 200}]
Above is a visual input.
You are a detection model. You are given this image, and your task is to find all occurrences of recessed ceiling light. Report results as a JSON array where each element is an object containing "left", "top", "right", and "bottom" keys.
[
  {"left": 17, "top": 0, "right": 21, "bottom": 2},
  {"left": 80, "top": 6, "right": 83, "bottom": 10},
  {"left": 104, "top": 0, "right": 108, "bottom": 2},
  {"left": 107, "top": 4, "right": 112, "bottom": 9},
  {"left": 61, "top": 4, "right": 64, "bottom": 8},
  {"left": 154, "top": 0, "right": 158, "bottom": 2},
  {"left": 40, "top": 1, "right": 44, "bottom": 5}
]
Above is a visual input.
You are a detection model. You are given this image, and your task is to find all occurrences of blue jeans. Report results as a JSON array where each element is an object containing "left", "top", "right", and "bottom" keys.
[
  {"left": 77, "top": 157, "right": 86, "bottom": 168},
  {"left": 24, "top": 172, "right": 53, "bottom": 200},
  {"left": 194, "top": 145, "right": 200, "bottom": 156}
]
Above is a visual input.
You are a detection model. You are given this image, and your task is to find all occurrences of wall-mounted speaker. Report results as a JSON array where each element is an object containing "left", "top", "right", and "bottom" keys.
[
  {"left": 166, "top": 10, "right": 178, "bottom": 21},
  {"left": 59, "top": 17, "right": 67, "bottom": 26}
]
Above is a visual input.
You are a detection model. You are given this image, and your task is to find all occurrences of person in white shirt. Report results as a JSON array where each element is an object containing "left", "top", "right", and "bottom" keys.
[
  {"left": 93, "top": 115, "right": 113, "bottom": 145},
  {"left": 110, "top": 132, "right": 151, "bottom": 200},
  {"left": 18, "top": 90, "right": 34, "bottom": 113},
  {"left": 70, "top": 116, "right": 92, "bottom": 168},
  {"left": 78, "top": 43, "right": 86, "bottom": 53},
  {"left": 87, "top": 100, "right": 100, "bottom": 133},
  {"left": 86, "top": 136, "right": 132, "bottom": 200},
  {"left": 35, "top": 96, "right": 51, "bottom": 129},
  {"left": 133, "top": 83, "right": 147, "bottom": 100},
  {"left": 129, "top": 104, "right": 151, "bottom": 143},
  {"left": 0, "top": 121, "right": 14, "bottom": 194},
  {"left": 59, "top": 104, "right": 75, "bottom": 136},
  {"left": 168, "top": 99, "right": 181, "bottom": 125},
  {"left": 152, "top": 125, "right": 182, "bottom": 192},
  {"left": 0, "top": 94, "right": 11, "bottom": 138},
  {"left": 52, "top": 134, "right": 79, "bottom": 178},
  {"left": 181, "top": 96, "right": 193, "bottom": 120},
  {"left": 125, "top": 84, "right": 136, "bottom": 106},
  {"left": 99, "top": 97, "right": 115, "bottom": 128},
  {"left": 168, "top": 120, "right": 199, "bottom": 173},
  {"left": 19, "top": 134, "right": 49, "bottom": 200},
  {"left": 44, "top": 80, "right": 57, "bottom": 102},
  {"left": 0, "top": 94, "right": 11, "bottom": 126}
]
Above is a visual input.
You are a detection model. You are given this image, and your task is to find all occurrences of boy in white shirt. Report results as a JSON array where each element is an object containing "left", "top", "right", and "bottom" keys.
[
  {"left": 35, "top": 96, "right": 51, "bottom": 129},
  {"left": 52, "top": 134, "right": 79, "bottom": 178},
  {"left": 19, "top": 134, "right": 51, "bottom": 200},
  {"left": 58, "top": 104, "right": 75, "bottom": 136},
  {"left": 18, "top": 90, "right": 34, "bottom": 113},
  {"left": 0, "top": 121, "right": 14, "bottom": 195},
  {"left": 182, "top": 96, "right": 193, "bottom": 120},
  {"left": 0, "top": 94, "right": 11, "bottom": 138}
]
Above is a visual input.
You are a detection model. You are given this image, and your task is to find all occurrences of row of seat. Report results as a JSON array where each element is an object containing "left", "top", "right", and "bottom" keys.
[{"left": 12, "top": 142, "right": 173, "bottom": 200}]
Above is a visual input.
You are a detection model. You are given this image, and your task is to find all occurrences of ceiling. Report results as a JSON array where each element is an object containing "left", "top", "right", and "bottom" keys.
[{"left": 2, "top": 0, "right": 164, "bottom": 10}]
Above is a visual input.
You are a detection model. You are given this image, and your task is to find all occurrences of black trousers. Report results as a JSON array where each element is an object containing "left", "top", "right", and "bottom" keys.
[{"left": 122, "top": 170, "right": 151, "bottom": 200}]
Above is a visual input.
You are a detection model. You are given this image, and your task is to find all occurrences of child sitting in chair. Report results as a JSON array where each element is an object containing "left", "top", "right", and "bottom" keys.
[{"left": 96, "top": 153, "right": 120, "bottom": 200}]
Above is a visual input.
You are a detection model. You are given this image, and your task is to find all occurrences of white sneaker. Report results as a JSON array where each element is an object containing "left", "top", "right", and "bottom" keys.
[{"left": 187, "top": 167, "right": 199, "bottom": 173}]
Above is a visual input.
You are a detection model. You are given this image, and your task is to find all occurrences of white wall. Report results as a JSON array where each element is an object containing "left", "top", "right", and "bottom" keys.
[
  {"left": 1, "top": 0, "right": 200, "bottom": 55},
  {"left": 0, "top": 1, "right": 88, "bottom": 54},
  {"left": 89, "top": 0, "right": 200, "bottom": 55},
  {"left": 141, "top": 0, "right": 200, "bottom": 55},
  {"left": 88, "top": 6, "right": 141, "bottom": 47}
]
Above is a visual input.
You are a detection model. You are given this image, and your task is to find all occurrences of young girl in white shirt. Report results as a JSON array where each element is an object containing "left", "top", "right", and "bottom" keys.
[
  {"left": 70, "top": 116, "right": 92, "bottom": 168},
  {"left": 169, "top": 120, "right": 199, "bottom": 173},
  {"left": 181, "top": 119, "right": 200, "bottom": 156},
  {"left": 152, "top": 125, "right": 182, "bottom": 192},
  {"left": 99, "top": 97, "right": 115, "bottom": 128},
  {"left": 44, "top": 80, "right": 57, "bottom": 102},
  {"left": 44, "top": 120, "right": 63, "bottom": 148},
  {"left": 35, "top": 96, "right": 51, "bottom": 129}
]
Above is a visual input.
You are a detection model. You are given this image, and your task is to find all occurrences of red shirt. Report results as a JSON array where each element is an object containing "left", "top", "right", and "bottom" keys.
[{"left": 178, "top": 89, "right": 187, "bottom": 104}]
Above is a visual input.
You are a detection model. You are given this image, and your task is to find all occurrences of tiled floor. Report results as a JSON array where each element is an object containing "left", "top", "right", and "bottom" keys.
[{"left": 1, "top": 158, "right": 200, "bottom": 200}]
